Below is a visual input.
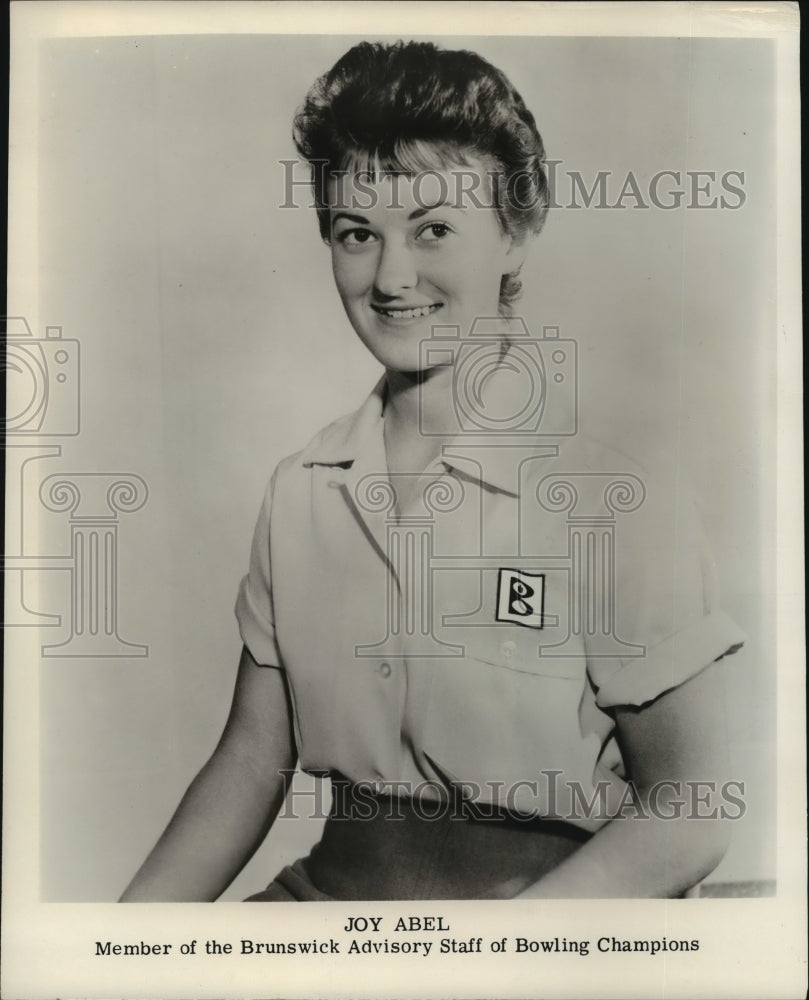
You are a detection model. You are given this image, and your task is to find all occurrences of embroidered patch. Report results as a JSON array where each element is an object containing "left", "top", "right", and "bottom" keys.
[{"left": 496, "top": 569, "right": 545, "bottom": 629}]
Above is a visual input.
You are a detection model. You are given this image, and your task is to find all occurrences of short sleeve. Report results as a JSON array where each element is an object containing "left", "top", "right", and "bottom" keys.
[
  {"left": 234, "top": 470, "right": 283, "bottom": 668},
  {"left": 588, "top": 478, "right": 746, "bottom": 709}
]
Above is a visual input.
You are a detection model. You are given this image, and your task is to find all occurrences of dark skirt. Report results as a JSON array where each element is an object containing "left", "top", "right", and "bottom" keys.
[{"left": 245, "top": 777, "right": 588, "bottom": 901}]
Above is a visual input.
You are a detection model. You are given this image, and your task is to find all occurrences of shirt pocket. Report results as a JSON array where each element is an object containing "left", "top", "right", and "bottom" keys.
[
  {"left": 447, "top": 624, "right": 587, "bottom": 681},
  {"left": 420, "top": 626, "right": 600, "bottom": 818}
]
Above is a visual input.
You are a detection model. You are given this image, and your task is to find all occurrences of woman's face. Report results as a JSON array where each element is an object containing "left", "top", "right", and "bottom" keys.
[{"left": 328, "top": 159, "right": 525, "bottom": 373}]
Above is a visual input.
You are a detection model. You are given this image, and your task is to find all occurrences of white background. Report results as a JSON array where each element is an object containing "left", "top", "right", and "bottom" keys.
[
  {"left": 25, "top": 30, "right": 779, "bottom": 902},
  {"left": 5, "top": 5, "right": 805, "bottom": 1000}
]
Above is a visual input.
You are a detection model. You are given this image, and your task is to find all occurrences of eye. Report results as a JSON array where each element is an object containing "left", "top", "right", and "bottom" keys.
[
  {"left": 417, "top": 222, "right": 452, "bottom": 243},
  {"left": 334, "top": 227, "right": 377, "bottom": 248}
]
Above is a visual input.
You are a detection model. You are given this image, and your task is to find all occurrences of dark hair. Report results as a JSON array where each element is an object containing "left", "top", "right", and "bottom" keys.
[{"left": 293, "top": 41, "right": 549, "bottom": 312}]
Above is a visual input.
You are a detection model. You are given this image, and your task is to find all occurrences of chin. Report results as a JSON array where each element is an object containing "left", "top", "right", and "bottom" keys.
[
  {"left": 352, "top": 331, "right": 425, "bottom": 371},
  {"left": 378, "top": 353, "right": 426, "bottom": 376}
]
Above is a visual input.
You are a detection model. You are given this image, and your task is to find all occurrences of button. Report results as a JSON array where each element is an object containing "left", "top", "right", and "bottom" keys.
[
  {"left": 378, "top": 661, "right": 392, "bottom": 678},
  {"left": 501, "top": 640, "right": 517, "bottom": 658}
]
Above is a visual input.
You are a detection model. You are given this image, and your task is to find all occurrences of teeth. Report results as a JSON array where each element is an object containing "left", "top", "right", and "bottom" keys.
[{"left": 376, "top": 304, "right": 439, "bottom": 319}]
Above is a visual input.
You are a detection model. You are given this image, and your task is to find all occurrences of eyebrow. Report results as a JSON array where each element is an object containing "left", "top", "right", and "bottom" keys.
[
  {"left": 331, "top": 199, "right": 462, "bottom": 228},
  {"left": 409, "top": 199, "right": 462, "bottom": 219},
  {"left": 332, "top": 212, "right": 370, "bottom": 226}
]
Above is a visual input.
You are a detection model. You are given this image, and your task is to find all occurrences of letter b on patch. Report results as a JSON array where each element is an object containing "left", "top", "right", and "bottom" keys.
[{"left": 496, "top": 569, "right": 545, "bottom": 629}]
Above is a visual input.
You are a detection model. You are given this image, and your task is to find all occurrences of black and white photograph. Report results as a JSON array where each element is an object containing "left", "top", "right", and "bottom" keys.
[{"left": 3, "top": 2, "right": 804, "bottom": 998}]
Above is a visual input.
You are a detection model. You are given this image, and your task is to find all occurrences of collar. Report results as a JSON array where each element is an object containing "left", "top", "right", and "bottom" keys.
[
  {"left": 300, "top": 376, "right": 387, "bottom": 469},
  {"left": 300, "top": 369, "right": 569, "bottom": 496}
]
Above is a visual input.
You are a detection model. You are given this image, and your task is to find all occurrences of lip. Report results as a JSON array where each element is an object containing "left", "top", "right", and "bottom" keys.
[{"left": 370, "top": 302, "right": 444, "bottom": 324}]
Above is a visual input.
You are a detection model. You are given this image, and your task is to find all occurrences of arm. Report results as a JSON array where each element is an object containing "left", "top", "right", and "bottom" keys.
[
  {"left": 516, "top": 659, "right": 732, "bottom": 898},
  {"left": 120, "top": 645, "right": 297, "bottom": 901}
]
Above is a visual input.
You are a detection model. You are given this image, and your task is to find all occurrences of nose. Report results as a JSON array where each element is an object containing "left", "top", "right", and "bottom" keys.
[{"left": 373, "top": 239, "right": 417, "bottom": 298}]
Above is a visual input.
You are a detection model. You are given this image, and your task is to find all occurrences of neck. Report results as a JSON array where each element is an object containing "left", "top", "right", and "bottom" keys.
[
  {"left": 384, "top": 365, "right": 456, "bottom": 437},
  {"left": 382, "top": 365, "right": 457, "bottom": 474}
]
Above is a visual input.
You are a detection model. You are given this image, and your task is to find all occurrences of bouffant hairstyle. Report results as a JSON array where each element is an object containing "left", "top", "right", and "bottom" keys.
[{"left": 293, "top": 41, "right": 549, "bottom": 313}]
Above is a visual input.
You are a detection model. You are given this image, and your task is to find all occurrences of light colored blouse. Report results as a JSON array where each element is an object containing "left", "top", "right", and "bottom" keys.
[{"left": 236, "top": 375, "right": 745, "bottom": 831}]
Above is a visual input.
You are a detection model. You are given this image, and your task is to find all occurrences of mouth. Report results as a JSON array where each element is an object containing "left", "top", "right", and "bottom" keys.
[{"left": 370, "top": 303, "right": 443, "bottom": 321}]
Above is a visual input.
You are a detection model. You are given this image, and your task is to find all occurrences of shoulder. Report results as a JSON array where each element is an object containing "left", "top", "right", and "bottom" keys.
[
  {"left": 265, "top": 378, "right": 386, "bottom": 490},
  {"left": 267, "top": 410, "right": 354, "bottom": 490},
  {"left": 554, "top": 430, "right": 669, "bottom": 481},
  {"left": 540, "top": 432, "right": 708, "bottom": 554},
  {"left": 555, "top": 431, "right": 702, "bottom": 501}
]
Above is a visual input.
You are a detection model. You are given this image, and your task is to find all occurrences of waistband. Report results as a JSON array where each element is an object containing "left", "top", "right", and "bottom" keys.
[{"left": 300, "top": 778, "right": 589, "bottom": 901}]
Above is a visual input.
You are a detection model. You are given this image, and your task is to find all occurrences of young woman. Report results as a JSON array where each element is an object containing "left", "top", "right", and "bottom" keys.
[{"left": 121, "top": 40, "right": 745, "bottom": 902}]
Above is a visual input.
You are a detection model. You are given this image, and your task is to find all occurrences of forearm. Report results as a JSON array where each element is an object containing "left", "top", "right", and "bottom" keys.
[
  {"left": 120, "top": 742, "right": 294, "bottom": 902},
  {"left": 120, "top": 647, "right": 297, "bottom": 902},
  {"left": 517, "top": 661, "right": 734, "bottom": 898},
  {"left": 516, "top": 807, "right": 730, "bottom": 899}
]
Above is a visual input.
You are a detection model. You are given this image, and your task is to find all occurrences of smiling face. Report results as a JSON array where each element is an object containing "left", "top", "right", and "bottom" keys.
[{"left": 328, "top": 162, "right": 526, "bottom": 373}]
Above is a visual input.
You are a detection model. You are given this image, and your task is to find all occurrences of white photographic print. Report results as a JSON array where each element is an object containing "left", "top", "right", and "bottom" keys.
[{"left": 3, "top": 2, "right": 804, "bottom": 999}]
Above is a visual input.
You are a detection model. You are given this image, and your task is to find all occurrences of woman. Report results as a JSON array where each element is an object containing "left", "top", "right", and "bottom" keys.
[{"left": 121, "top": 40, "right": 745, "bottom": 902}]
